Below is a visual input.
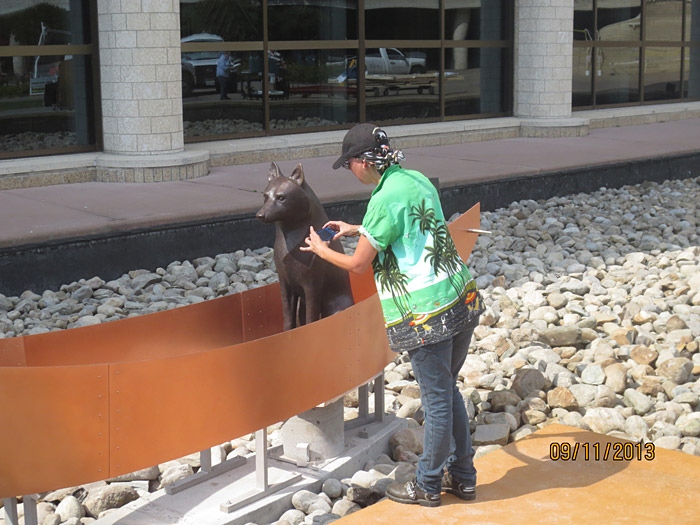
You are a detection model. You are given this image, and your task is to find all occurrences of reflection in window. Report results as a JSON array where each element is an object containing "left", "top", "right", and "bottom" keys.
[
  {"left": 574, "top": 2, "right": 594, "bottom": 42},
  {"left": 180, "top": 0, "right": 262, "bottom": 41},
  {"left": 685, "top": 0, "right": 700, "bottom": 41},
  {"left": 269, "top": 1, "right": 357, "bottom": 40},
  {"left": 596, "top": 47, "right": 640, "bottom": 105},
  {"left": 644, "top": 47, "right": 681, "bottom": 101},
  {"left": 572, "top": 46, "right": 594, "bottom": 107},
  {"left": 183, "top": 51, "right": 264, "bottom": 137},
  {"left": 445, "top": 0, "right": 511, "bottom": 41},
  {"left": 445, "top": 47, "right": 508, "bottom": 116},
  {"left": 0, "top": 55, "right": 95, "bottom": 154},
  {"left": 597, "top": 2, "right": 641, "bottom": 41},
  {"left": 365, "top": 1, "right": 439, "bottom": 40},
  {"left": 268, "top": 49, "right": 357, "bottom": 130},
  {"left": 645, "top": 0, "right": 682, "bottom": 40},
  {"left": 0, "top": 0, "right": 90, "bottom": 46},
  {"left": 365, "top": 48, "right": 440, "bottom": 122}
]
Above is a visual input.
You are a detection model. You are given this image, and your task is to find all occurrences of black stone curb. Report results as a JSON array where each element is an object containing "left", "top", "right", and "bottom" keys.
[{"left": 1, "top": 152, "right": 698, "bottom": 296}]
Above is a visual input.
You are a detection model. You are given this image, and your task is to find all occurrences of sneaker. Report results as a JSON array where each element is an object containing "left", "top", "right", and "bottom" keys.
[
  {"left": 386, "top": 478, "right": 441, "bottom": 507},
  {"left": 441, "top": 472, "right": 476, "bottom": 501}
]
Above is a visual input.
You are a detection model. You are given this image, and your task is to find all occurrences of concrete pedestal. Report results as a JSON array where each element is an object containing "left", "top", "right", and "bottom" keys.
[{"left": 281, "top": 399, "right": 345, "bottom": 465}]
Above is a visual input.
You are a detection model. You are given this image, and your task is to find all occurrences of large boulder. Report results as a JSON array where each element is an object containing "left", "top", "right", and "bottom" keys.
[
  {"left": 511, "top": 368, "right": 547, "bottom": 399},
  {"left": 83, "top": 485, "right": 139, "bottom": 518}
]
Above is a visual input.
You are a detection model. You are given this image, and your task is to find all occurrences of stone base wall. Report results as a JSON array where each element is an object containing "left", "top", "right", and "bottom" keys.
[{"left": 96, "top": 160, "right": 209, "bottom": 183}]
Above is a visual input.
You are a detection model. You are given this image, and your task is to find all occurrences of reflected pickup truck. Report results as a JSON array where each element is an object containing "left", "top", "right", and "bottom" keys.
[{"left": 365, "top": 48, "right": 426, "bottom": 75}]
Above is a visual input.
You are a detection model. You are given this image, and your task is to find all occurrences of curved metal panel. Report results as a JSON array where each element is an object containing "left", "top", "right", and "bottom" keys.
[
  {"left": 108, "top": 294, "right": 391, "bottom": 477},
  {"left": 22, "top": 294, "right": 244, "bottom": 366},
  {"left": 0, "top": 337, "right": 26, "bottom": 367},
  {"left": 0, "top": 365, "right": 110, "bottom": 497}
]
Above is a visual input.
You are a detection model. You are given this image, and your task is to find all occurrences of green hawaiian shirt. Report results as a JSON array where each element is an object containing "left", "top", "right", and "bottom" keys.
[{"left": 359, "top": 165, "right": 483, "bottom": 351}]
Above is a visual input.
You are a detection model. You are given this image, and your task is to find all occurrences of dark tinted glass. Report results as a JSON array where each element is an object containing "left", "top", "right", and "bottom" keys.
[
  {"left": 574, "top": 1, "right": 594, "bottom": 42},
  {"left": 687, "top": 0, "right": 700, "bottom": 41},
  {"left": 268, "top": 49, "right": 357, "bottom": 130},
  {"left": 684, "top": 46, "right": 700, "bottom": 98},
  {"left": 269, "top": 1, "right": 357, "bottom": 41},
  {"left": 365, "top": 48, "right": 440, "bottom": 122},
  {"left": 445, "top": 0, "right": 511, "bottom": 40},
  {"left": 597, "top": 2, "right": 641, "bottom": 41},
  {"left": 0, "top": 0, "right": 91, "bottom": 46},
  {"left": 180, "top": 0, "right": 262, "bottom": 42},
  {"left": 445, "top": 47, "right": 509, "bottom": 116},
  {"left": 365, "top": 1, "right": 439, "bottom": 40},
  {"left": 595, "top": 47, "right": 640, "bottom": 104},
  {"left": 644, "top": 47, "right": 681, "bottom": 100},
  {"left": 644, "top": 0, "right": 682, "bottom": 41},
  {"left": 572, "top": 46, "right": 594, "bottom": 106},
  {"left": 183, "top": 50, "right": 264, "bottom": 137},
  {"left": 0, "top": 54, "right": 95, "bottom": 153}
]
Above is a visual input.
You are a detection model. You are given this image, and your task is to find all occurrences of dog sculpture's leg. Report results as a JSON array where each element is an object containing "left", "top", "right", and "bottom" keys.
[
  {"left": 303, "top": 287, "right": 322, "bottom": 325},
  {"left": 280, "top": 281, "right": 297, "bottom": 331}
]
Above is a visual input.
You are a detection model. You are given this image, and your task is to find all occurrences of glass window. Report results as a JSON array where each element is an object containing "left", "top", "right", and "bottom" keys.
[
  {"left": 687, "top": 0, "right": 700, "bottom": 41},
  {"left": 183, "top": 51, "right": 264, "bottom": 138},
  {"left": 644, "top": 46, "right": 681, "bottom": 100},
  {"left": 445, "top": 47, "right": 509, "bottom": 116},
  {"left": 574, "top": 1, "right": 594, "bottom": 42},
  {"left": 597, "top": 2, "right": 641, "bottom": 41},
  {"left": 365, "top": 1, "right": 439, "bottom": 40},
  {"left": 596, "top": 47, "right": 640, "bottom": 105},
  {"left": 0, "top": 54, "right": 95, "bottom": 154},
  {"left": 365, "top": 48, "right": 440, "bottom": 123},
  {"left": 268, "top": 49, "right": 357, "bottom": 130},
  {"left": 180, "top": 0, "right": 262, "bottom": 42},
  {"left": 572, "top": 46, "right": 595, "bottom": 107},
  {"left": 269, "top": 1, "right": 357, "bottom": 41},
  {"left": 685, "top": 46, "right": 700, "bottom": 98},
  {"left": 445, "top": 0, "right": 511, "bottom": 41},
  {"left": 0, "top": 0, "right": 91, "bottom": 47},
  {"left": 645, "top": 0, "right": 682, "bottom": 41}
]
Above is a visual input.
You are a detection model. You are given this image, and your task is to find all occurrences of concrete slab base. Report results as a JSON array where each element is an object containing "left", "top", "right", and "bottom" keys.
[
  {"left": 520, "top": 117, "right": 590, "bottom": 138},
  {"left": 95, "top": 415, "right": 407, "bottom": 525},
  {"left": 340, "top": 423, "right": 700, "bottom": 524}
]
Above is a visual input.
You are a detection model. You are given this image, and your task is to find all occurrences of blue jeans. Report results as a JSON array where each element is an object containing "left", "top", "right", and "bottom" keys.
[{"left": 408, "top": 328, "right": 477, "bottom": 494}]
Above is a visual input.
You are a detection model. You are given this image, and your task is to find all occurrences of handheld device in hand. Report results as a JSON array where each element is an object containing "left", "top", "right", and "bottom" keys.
[{"left": 317, "top": 226, "right": 338, "bottom": 242}]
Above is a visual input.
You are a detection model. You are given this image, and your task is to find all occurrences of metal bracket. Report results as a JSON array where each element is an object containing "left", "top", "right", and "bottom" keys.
[{"left": 165, "top": 453, "right": 246, "bottom": 495}]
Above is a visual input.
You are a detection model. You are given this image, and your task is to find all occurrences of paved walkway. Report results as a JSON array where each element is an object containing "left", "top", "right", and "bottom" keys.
[{"left": 1, "top": 118, "right": 699, "bottom": 249}]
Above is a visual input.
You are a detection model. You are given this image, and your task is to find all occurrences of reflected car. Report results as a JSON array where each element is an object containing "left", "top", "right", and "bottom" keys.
[{"left": 181, "top": 33, "right": 240, "bottom": 97}]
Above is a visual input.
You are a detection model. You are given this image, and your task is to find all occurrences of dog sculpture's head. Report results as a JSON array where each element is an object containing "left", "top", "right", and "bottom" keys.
[{"left": 256, "top": 162, "right": 311, "bottom": 224}]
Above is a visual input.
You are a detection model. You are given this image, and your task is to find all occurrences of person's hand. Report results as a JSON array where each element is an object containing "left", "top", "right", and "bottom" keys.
[
  {"left": 300, "top": 226, "right": 329, "bottom": 254},
  {"left": 323, "top": 221, "right": 360, "bottom": 239}
]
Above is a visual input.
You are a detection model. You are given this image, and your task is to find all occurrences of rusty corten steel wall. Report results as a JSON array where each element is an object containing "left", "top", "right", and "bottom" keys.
[{"left": 0, "top": 204, "right": 480, "bottom": 499}]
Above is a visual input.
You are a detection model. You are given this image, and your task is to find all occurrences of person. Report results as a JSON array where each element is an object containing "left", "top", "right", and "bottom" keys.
[
  {"left": 217, "top": 51, "right": 232, "bottom": 100},
  {"left": 301, "top": 123, "right": 484, "bottom": 507}
]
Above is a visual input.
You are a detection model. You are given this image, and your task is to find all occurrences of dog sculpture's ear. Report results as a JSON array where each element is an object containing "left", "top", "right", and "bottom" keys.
[
  {"left": 289, "top": 163, "right": 305, "bottom": 186},
  {"left": 268, "top": 162, "right": 281, "bottom": 182}
]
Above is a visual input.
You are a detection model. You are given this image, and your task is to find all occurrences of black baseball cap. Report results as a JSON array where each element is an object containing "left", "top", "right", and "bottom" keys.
[{"left": 332, "top": 123, "right": 388, "bottom": 169}]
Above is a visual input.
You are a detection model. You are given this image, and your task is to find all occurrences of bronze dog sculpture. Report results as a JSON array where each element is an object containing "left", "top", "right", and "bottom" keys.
[{"left": 256, "top": 162, "right": 354, "bottom": 330}]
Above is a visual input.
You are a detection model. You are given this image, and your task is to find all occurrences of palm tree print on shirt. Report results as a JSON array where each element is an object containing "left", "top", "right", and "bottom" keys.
[
  {"left": 410, "top": 199, "right": 466, "bottom": 294},
  {"left": 372, "top": 246, "right": 411, "bottom": 319}
]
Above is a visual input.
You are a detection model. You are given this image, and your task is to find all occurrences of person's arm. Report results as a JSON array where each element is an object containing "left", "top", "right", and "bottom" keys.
[{"left": 301, "top": 226, "right": 377, "bottom": 274}]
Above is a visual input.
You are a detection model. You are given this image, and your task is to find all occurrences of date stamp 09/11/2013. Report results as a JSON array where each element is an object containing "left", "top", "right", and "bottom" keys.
[{"left": 550, "top": 441, "right": 656, "bottom": 462}]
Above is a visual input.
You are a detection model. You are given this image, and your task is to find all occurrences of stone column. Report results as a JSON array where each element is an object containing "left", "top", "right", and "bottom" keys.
[
  {"left": 515, "top": 0, "right": 588, "bottom": 137},
  {"left": 96, "top": 0, "right": 208, "bottom": 182}
]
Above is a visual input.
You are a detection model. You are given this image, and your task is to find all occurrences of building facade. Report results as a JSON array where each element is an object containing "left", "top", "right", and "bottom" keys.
[{"left": 0, "top": 1, "right": 698, "bottom": 185}]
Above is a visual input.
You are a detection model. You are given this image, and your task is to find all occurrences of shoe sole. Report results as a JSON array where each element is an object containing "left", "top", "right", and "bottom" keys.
[
  {"left": 386, "top": 493, "right": 441, "bottom": 508},
  {"left": 442, "top": 487, "right": 476, "bottom": 501}
]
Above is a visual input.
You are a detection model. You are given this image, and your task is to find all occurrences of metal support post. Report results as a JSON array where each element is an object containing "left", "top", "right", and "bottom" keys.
[
  {"left": 3, "top": 498, "right": 18, "bottom": 525},
  {"left": 22, "top": 494, "right": 39, "bottom": 525},
  {"left": 255, "top": 428, "right": 268, "bottom": 491},
  {"left": 200, "top": 447, "right": 212, "bottom": 473},
  {"left": 374, "top": 371, "right": 385, "bottom": 422},
  {"left": 358, "top": 383, "right": 369, "bottom": 420}
]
